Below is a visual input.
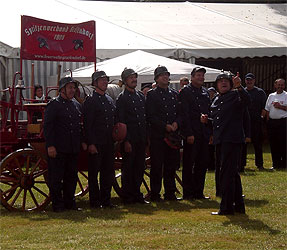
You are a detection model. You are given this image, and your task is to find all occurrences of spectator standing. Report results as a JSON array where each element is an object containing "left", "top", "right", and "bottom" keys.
[
  {"left": 242, "top": 73, "right": 267, "bottom": 170},
  {"left": 265, "top": 78, "right": 287, "bottom": 169}
]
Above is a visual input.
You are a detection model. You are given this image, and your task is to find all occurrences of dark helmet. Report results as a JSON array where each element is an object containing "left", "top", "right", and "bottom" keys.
[
  {"left": 191, "top": 67, "right": 206, "bottom": 76},
  {"left": 154, "top": 65, "right": 170, "bottom": 81},
  {"left": 121, "top": 68, "right": 138, "bottom": 83},
  {"left": 92, "top": 71, "right": 109, "bottom": 85},
  {"left": 59, "top": 77, "right": 78, "bottom": 91},
  {"left": 214, "top": 72, "right": 233, "bottom": 88}
]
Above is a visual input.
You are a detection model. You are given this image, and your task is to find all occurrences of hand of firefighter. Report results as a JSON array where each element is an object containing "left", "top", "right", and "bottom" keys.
[
  {"left": 200, "top": 114, "right": 208, "bottom": 124},
  {"left": 232, "top": 72, "right": 242, "bottom": 89},
  {"left": 124, "top": 141, "right": 132, "bottom": 153},
  {"left": 209, "top": 136, "right": 213, "bottom": 145},
  {"left": 166, "top": 124, "right": 173, "bottom": 132},
  {"left": 82, "top": 142, "right": 88, "bottom": 151},
  {"left": 47, "top": 146, "right": 57, "bottom": 158},
  {"left": 88, "top": 144, "right": 98, "bottom": 154},
  {"left": 186, "top": 135, "right": 195, "bottom": 144},
  {"left": 171, "top": 122, "right": 178, "bottom": 131}
]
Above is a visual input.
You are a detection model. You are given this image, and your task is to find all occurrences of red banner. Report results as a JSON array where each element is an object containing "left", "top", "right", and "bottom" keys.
[{"left": 21, "top": 15, "right": 96, "bottom": 62}]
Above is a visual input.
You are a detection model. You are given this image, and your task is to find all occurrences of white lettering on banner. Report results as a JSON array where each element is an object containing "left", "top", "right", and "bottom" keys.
[{"left": 24, "top": 25, "right": 69, "bottom": 36}]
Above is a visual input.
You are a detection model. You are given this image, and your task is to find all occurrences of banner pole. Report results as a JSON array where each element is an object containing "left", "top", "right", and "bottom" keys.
[{"left": 94, "top": 21, "right": 96, "bottom": 72}]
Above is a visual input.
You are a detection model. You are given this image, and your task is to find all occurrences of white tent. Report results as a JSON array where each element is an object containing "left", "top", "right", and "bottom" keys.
[
  {"left": 1, "top": 0, "right": 286, "bottom": 60},
  {"left": 66, "top": 50, "right": 222, "bottom": 85}
]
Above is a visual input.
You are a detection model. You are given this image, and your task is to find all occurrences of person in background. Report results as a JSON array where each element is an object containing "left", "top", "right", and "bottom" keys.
[
  {"left": 83, "top": 71, "right": 116, "bottom": 208},
  {"left": 179, "top": 77, "right": 189, "bottom": 89},
  {"left": 34, "top": 84, "right": 45, "bottom": 102},
  {"left": 116, "top": 68, "right": 149, "bottom": 205},
  {"left": 141, "top": 82, "right": 152, "bottom": 97},
  {"left": 44, "top": 77, "right": 82, "bottom": 212},
  {"left": 242, "top": 73, "right": 267, "bottom": 170},
  {"left": 146, "top": 65, "right": 182, "bottom": 202},
  {"left": 265, "top": 78, "right": 287, "bottom": 170}
]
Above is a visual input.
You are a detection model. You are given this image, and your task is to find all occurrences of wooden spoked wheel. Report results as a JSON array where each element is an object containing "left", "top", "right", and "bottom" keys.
[
  {"left": 75, "top": 170, "right": 89, "bottom": 197},
  {"left": 0, "top": 148, "right": 50, "bottom": 212}
]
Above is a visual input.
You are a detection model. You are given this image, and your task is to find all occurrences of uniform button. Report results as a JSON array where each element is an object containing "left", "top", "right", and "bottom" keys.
[
  {"left": 69, "top": 115, "right": 72, "bottom": 118},
  {"left": 70, "top": 123, "right": 72, "bottom": 125},
  {"left": 174, "top": 113, "right": 176, "bottom": 115},
  {"left": 165, "top": 105, "right": 167, "bottom": 108},
  {"left": 105, "top": 110, "right": 107, "bottom": 112},
  {"left": 173, "top": 105, "right": 175, "bottom": 107},
  {"left": 106, "top": 117, "right": 108, "bottom": 120},
  {"left": 138, "top": 122, "right": 141, "bottom": 125},
  {"left": 71, "top": 130, "right": 73, "bottom": 133},
  {"left": 196, "top": 97, "right": 199, "bottom": 100},
  {"left": 135, "top": 108, "right": 137, "bottom": 110},
  {"left": 172, "top": 97, "right": 174, "bottom": 100},
  {"left": 166, "top": 113, "right": 169, "bottom": 115},
  {"left": 216, "top": 117, "right": 219, "bottom": 119},
  {"left": 198, "top": 104, "right": 201, "bottom": 107},
  {"left": 218, "top": 108, "right": 221, "bottom": 111},
  {"left": 221, "top": 101, "right": 223, "bottom": 104},
  {"left": 66, "top": 108, "right": 69, "bottom": 111},
  {"left": 216, "top": 125, "right": 219, "bottom": 128},
  {"left": 163, "top": 98, "right": 165, "bottom": 101},
  {"left": 102, "top": 102, "right": 104, "bottom": 105}
]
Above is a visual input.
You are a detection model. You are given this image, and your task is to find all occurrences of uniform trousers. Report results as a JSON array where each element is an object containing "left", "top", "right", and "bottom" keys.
[
  {"left": 267, "top": 118, "right": 286, "bottom": 169},
  {"left": 242, "top": 120, "right": 264, "bottom": 169},
  {"left": 121, "top": 141, "right": 146, "bottom": 202},
  {"left": 150, "top": 139, "right": 179, "bottom": 199},
  {"left": 48, "top": 153, "right": 78, "bottom": 211},
  {"left": 88, "top": 143, "right": 115, "bottom": 207},
  {"left": 219, "top": 142, "right": 245, "bottom": 213},
  {"left": 182, "top": 139, "right": 209, "bottom": 198}
]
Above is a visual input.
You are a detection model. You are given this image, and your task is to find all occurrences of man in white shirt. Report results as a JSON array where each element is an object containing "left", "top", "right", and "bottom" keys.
[{"left": 265, "top": 78, "right": 287, "bottom": 169}]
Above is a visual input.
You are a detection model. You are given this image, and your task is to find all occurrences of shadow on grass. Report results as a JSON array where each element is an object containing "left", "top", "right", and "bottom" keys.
[
  {"left": 245, "top": 198, "right": 269, "bottom": 208},
  {"left": 222, "top": 214, "right": 281, "bottom": 235},
  {"left": 0, "top": 197, "right": 220, "bottom": 222}
]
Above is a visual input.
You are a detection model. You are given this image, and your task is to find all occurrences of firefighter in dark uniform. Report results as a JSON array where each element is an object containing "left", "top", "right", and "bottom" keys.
[
  {"left": 44, "top": 77, "right": 82, "bottom": 212},
  {"left": 146, "top": 66, "right": 182, "bottom": 201},
  {"left": 116, "top": 68, "right": 149, "bottom": 204},
  {"left": 178, "top": 67, "right": 211, "bottom": 200},
  {"left": 83, "top": 71, "right": 116, "bottom": 208},
  {"left": 208, "top": 72, "right": 251, "bottom": 215}
]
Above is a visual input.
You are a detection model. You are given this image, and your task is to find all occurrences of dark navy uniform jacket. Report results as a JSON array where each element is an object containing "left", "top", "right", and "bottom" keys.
[
  {"left": 83, "top": 91, "right": 115, "bottom": 145},
  {"left": 210, "top": 87, "right": 251, "bottom": 145},
  {"left": 116, "top": 89, "right": 146, "bottom": 143},
  {"left": 178, "top": 84, "right": 212, "bottom": 141},
  {"left": 245, "top": 86, "right": 267, "bottom": 122},
  {"left": 146, "top": 86, "right": 181, "bottom": 139},
  {"left": 44, "top": 95, "right": 82, "bottom": 154}
]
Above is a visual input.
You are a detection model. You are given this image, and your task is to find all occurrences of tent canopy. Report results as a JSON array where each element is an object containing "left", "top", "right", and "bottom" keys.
[
  {"left": 1, "top": 0, "right": 286, "bottom": 60},
  {"left": 68, "top": 50, "right": 222, "bottom": 84}
]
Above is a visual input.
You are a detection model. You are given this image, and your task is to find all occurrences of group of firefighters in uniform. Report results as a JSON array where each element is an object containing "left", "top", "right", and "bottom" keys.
[{"left": 43, "top": 65, "right": 285, "bottom": 216}]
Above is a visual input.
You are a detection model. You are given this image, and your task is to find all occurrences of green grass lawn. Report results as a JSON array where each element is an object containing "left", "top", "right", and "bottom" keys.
[{"left": 1, "top": 144, "right": 286, "bottom": 249}]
